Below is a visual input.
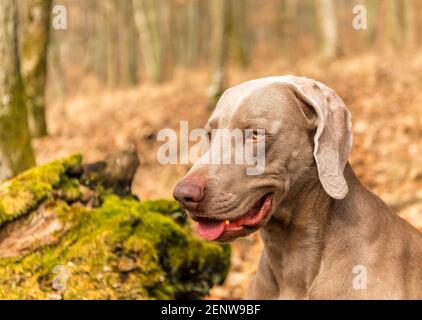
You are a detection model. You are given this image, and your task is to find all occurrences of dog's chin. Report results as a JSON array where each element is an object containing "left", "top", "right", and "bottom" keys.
[
  {"left": 213, "top": 225, "right": 261, "bottom": 242},
  {"left": 192, "top": 193, "right": 274, "bottom": 242}
]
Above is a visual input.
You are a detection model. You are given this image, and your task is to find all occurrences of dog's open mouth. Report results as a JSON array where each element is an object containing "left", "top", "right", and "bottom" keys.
[{"left": 196, "top": 193, "right": 274, "bottom": 241}]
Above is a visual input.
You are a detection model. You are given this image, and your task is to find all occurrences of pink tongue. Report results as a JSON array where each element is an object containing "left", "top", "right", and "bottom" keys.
[{"left": 197, "top": 221, "right": 225, "bottom": 240}]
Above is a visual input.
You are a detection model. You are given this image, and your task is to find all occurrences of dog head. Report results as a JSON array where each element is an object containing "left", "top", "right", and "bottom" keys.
[{"left": 173, "top": 76, "right": 352, "bottom": 241}]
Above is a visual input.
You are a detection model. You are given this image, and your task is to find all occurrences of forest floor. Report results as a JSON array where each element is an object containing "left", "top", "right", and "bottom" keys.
[{"left": 35, "top": 53, "right": 422, "bottom": 299}]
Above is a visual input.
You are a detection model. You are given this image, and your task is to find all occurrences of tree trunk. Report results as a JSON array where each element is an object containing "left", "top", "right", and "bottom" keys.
[
  {"left": 91, "top": 1, "right": 108, "bottom": 83},
  {"left": 374, "top": 0, "right": 387, "bottom": 51},
  {"left": 186, "top": 0, "right": 200, "bottom": 67},
  {"left": 228, "top": 0, "right": 250, "bottom": 67},
  {"left": 207, "top": 0, "right": 230, "bottom": 108},
  {"left": 0, "top": 0, "right": 35, "bottom": 181},
  {"left": 120, "top": 0, "right": 139, "bottom": 86},
  {"left": 403, "top": 0, "right": 416, "bottom": 51},
  {"left": 317, "top": 0, "right": 339, "bottom": 61},
  {"left": 171, "top": 0, "right": 200, "bottom": 67},
  {"left": 132, "top": 0, "right": 165, "bottom": 83},
  {"left": 105, "top": 0, "right": 118, "bottom": 88},
  {"left": 375, "top": 0, "right": 400, "bottom": 53},
  {"left": 20, "top": 0, "right": 52, "bottom": 138},
  {"left": 279, "top": 0, "right": 298, "bottom": 51}
]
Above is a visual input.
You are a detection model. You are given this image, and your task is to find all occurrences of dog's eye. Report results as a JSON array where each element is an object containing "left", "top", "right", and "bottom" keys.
[{"left": 248, "top": 129, "right": 265, "bottom": 141}]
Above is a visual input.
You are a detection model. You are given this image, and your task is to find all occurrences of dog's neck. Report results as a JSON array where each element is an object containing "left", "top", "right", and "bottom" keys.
[{"left": 260, "top": 169, "right": 334, "bottom": 299}]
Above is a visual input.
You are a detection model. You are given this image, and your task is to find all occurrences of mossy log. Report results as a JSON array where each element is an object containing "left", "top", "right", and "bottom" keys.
[{"left": 0, "top": 154, "right": 230, "bottom": 299}]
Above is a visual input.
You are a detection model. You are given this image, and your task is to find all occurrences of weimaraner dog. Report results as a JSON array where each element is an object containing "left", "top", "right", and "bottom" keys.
[{"left": 173, "top": 76, "right": 422, "bottom": 299}]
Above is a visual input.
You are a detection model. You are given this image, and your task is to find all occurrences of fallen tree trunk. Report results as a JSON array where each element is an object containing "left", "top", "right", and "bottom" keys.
[{"left": 0, "top": 154, "right": 230, "bottom": 299}]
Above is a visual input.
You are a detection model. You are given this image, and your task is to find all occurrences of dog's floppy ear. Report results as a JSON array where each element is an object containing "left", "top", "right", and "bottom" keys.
[{"left": 281, "top": 77, "right": 353, "bottom": 199}]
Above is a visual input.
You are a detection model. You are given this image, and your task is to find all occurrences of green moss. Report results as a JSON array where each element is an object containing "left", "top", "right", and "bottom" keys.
[
  {"left": 0, "top": 194, "right": 230, "bottom": 300},
  {"left": 0, "top": 155, "right": 230, "bottom": 299},
  {"left": 139, "top": 199, "right": 187, "bottom": 225},
  {"left": 166, "top": 240, "right": 231, "bottom": 299},
  {"left": 57, "top": 177, "right": 83, "bottom": 203},
  {"left": 0, "top": 154, "right": 82, "bottom": 226}
]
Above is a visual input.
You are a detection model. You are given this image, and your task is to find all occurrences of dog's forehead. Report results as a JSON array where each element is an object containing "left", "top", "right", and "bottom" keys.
[{"left": 209, "top": 79, "right": 296, "bottom": 128}]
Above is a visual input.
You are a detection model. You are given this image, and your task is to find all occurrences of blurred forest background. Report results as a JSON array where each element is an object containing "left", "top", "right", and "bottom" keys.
[{"left": 0, "top": 0, "right": 421, "bottom": 299}]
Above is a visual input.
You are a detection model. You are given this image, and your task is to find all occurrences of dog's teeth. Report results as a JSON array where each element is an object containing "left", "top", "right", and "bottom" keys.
[{"left": 225, "top": 220, "right": 230, "bottom": 225}]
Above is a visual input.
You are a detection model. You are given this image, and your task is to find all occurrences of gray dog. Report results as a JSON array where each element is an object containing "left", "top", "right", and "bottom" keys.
[{"left": 173, "top": 76, "right": 422, "bottom": 299}]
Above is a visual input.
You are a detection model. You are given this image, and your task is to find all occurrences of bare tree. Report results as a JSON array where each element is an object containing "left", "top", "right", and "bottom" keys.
[
  {"left": 91, "top": 1, "right": 108, "bottom": 83},
  {"left": 20, "top": 0, "right": 52, "bottom": 137},
  {"left": 0, "top": 0, "right": 35, "bottom": 180},
  {"left": 120, "top": 0, "right": 139, "bottom": 86},
  {"left": 105, "top": 0, "right": 118, "bottom": 88},
  {"left": 207, "top": 0, "right": 230, "bottom": 108},
  {"left": 375, "top": 0, "right": 401, "bottom": 53},
  {"left": 279, "top": 0, "right": 298, "bottom": 50},
  {"left": 171, "top": 0, "right": 200, "bottom": 67},
  {"left": 228, "top": 0, "right": 250, "bottom": 67},
  {"left": 317, "top": 0, "right": 339, "bottom": 60},
  {"left": 403, "top": 0, "right": 416, "bottom": 50},
  {"left": 132, "top": 0, "right": 165, "bottom": 83},
  {"left": 186, "top": 0, "right": 200, "bottom": 67}
]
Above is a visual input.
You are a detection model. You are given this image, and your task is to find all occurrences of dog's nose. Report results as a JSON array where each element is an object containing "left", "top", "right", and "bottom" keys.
[{"left": 173, "top": 178, "right": 205, "bottom": 210}]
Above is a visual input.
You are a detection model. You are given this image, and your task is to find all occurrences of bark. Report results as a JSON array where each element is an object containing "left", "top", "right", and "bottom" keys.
[
  {"left": 0, "top": 201, "right": 70, "bottom": 258},
  {"left": 0, "top": 0, "right": 35, "bottom": 181},
  {"left": 132, "top": 0, "right": 165, "bottom": 83},
  {"left": 20, "top": 0, "right": 52, "bottom": 138},
  {"left": 72, "top": 145, "right": 140, "bottom": 196}
]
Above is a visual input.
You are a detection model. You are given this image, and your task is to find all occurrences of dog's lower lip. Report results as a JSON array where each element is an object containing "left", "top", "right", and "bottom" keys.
[
  {"left": 196, "top": 193, "right": 273, "bottom": 240},
  {"left": 228, "top": 193, "right": 273, "bottom": 227}
]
